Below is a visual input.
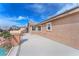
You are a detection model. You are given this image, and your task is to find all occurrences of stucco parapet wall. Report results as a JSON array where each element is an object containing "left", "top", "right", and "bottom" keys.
[
  {"left": 10, "top": 30, "right": 23, "bottom": 35},
  {"left": 10, "top": 30, "right": 22, "bottom": 46},
  {"left": 36, "top": 7, "right": 79, "bottom": 26}
]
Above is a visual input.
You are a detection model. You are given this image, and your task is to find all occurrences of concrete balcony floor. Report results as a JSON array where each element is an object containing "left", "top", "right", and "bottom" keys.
[{"left": 9, "top": 33, "right": 79, "bottom": 56}]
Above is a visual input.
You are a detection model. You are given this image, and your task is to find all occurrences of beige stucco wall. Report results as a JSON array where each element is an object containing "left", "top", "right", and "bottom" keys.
[
  {"left": 10, "top": 27, "right": 26, "bottom": 46},
  {"left": 30, "top": 11, "right": 79, "bottom": 49}
]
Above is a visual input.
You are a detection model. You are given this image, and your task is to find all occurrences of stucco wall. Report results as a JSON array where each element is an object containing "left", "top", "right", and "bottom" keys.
[
  {"left": 30, "top": 12, "right": 79, "bottom": 49},
  {"left": 10, "top": 30, "right": 21, "bottom": 46},
  {"left": 10, "top": 34, "right": 21, "bottom": 46}
]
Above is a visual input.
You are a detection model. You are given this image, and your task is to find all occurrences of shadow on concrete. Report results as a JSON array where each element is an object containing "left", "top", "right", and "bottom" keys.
[
  {"left": 20, "top": 39, "right": 28, "bottom": 45},
  {"left": 16, "top": 39, "right": 28, "bottom": 56}
]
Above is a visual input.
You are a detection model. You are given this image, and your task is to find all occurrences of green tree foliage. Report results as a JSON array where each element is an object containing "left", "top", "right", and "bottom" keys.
[{"left": 0, "top": 31, "right": 12, "bottom": 39}]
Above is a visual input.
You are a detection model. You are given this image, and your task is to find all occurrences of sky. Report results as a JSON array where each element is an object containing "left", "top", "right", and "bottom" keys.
[{"left": 0, "top": 3, "right": 78, "bottom": 28}]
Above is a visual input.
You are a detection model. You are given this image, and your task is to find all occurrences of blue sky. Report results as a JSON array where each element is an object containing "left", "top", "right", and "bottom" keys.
[{"left": 0, "top": 3, "right": 78, "bottom": 27}]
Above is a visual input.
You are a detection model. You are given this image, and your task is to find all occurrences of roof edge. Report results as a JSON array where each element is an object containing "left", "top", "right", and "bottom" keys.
[{"left": 34, "top": 6, "right": 79, "bottom": 26}]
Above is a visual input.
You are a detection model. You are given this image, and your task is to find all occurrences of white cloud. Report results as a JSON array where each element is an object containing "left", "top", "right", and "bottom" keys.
[
  {"left": 0, "top": 16, "right": 26, "bottom": 28},
  {"left": 40, "top": 15, "right": 48, "bottom": 20},
  {"left": 55, "top": 3, "right": 78, "bottom": 16},
  {"left": 17, "top": 16, "right": 26, "bottom": 20},
  {"left": 0, "top": 15, "right": 37, "bottom": 28},
  {"left": 31, "top": 4, "right": 46, "bottom": 13},
  {"left": 7, "top": 16, "right": 27, "bottom": 21},
  {"left": 0, "top": 16, "right": 27, "bottom": 21},
  {"left": 29, "top": 18, "right": 38, "bottom": 24},
  {"left": 47, "top": 3, "right": 79, "bottom": 20},
  {"left": 25, "top": 16, "right": 38, "bottom": 24},
  {"left": 0, "top": 19, "right": 21, "bottom": 27}
]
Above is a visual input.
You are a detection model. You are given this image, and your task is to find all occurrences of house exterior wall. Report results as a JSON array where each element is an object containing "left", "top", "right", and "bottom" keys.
[{"left": 29, "top": 11, "right": 79, "bottom": 49}]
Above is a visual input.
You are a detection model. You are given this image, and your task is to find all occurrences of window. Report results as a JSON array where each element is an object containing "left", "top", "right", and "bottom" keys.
[
  {"left": 48, "top": 24, "right": 51, "bottom": 30},
  {"left": 32, "top": 26, "right": 36, "bottom": 31},
  {"left": 46, "top": 23, "right": 52, "bottom": 31},
  {"left": 37, "top": 26, "right": 41, "bottom": 31}
]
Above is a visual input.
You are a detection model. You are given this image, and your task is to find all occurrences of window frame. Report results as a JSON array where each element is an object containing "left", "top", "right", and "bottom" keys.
[
  {"left": 32, "top": 26, "right": 36, "bottom": 31},
  {"left": 37, "top": 26, "right": 42, "bottom": 32},
  {"left": 46, "top": 22, "right": 52, "bottom": 31}
]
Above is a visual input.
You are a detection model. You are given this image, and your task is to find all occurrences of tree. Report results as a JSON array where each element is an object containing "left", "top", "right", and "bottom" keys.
[
  {"left": 11, "top": 25, "right": 20, "bottom": 30},
  {"left": 0, "top": 31, "right": 12, "bottom": 39}
]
